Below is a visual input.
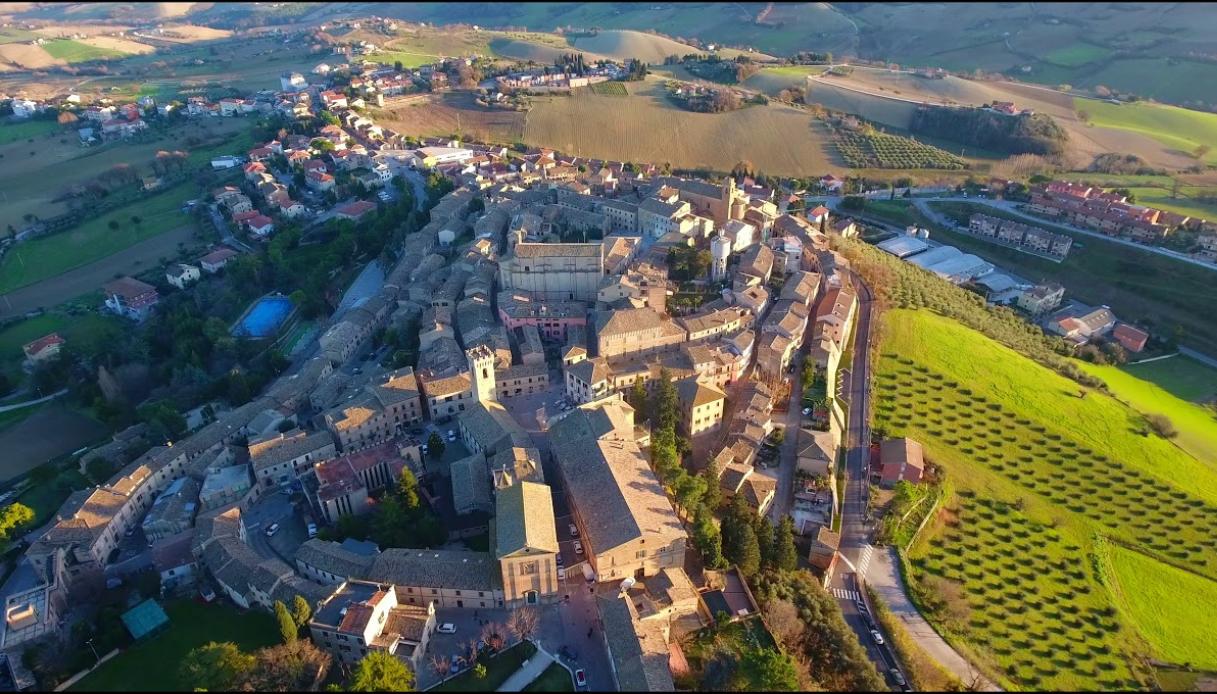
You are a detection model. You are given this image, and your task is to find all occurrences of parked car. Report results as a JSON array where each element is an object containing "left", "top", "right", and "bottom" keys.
[
  {"left": 265, "top": 523, "right": 280, "bottom": 537},
  {"left": 574, "top": 669, "right": 587, "bottom": 688},
  {"left": 870, "top": 629, "right": 885, "bottom": 646},
  {"left": 801, "top": 407, "right": 811, "bottom": 416},
  {"left": 890, "top": 668, "right": 906, "bottom": 687},
  {"left": 437, "top": 623, "right": 457, "bottom": 634},
  {"left": 200, "top": 586, "right": 216, "bottom": 602},
  {"left": 573, "top": 540, "right": 583, "bottom": 555},
  {"left": 307, "top": 522, "right": 318, "bottom": 539},
  {"left": 446, "top": 429, "right": 457, "bottom": 442},
  {"left": 569, "top": 523, "right": 579, "bottom": 537}
]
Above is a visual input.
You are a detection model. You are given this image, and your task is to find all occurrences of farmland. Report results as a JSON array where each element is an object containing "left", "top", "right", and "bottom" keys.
[
  {"left": 0, "top": 312, "right": 120, "bottom": 378},
  {"left": 1078, "top": 99, "right": 1217, "bottom": 166},
  {"left": 384, "top": 78, "right": 839, "bottom": 176},
  {"left": 0, "top": 118, "right": 57, "bottom": 145},
  {"left": 0, "top": 181, "right": 198, "bottom": 293},
  {"left": 40, "top": 38, "right": 125, "bottom": 62},
  {"left": 1120, "top": 354, "right": 1217, "bottom": 403},
  {"left": 876, "top": 308, "right": 1217, "bottom": 688},
  {"left": 922, "top": 201, "right": 1217, "bottom": 355},
  {"left": 742, "top": 65, "right": 827, "bottom": 96},
  {"left": 832, "top": 129, "right": 966, "bottom": 170}
]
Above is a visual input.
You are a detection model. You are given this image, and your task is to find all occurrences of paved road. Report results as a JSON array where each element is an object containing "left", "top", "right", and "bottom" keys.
[{"left": 0, "top": 388, "right": 66, "bottom": 413}]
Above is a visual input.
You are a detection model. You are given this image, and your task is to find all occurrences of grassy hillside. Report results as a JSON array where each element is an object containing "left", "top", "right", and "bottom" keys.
[
  {"left": 1105, "top": 543, "right": 1217, "bottom": 670},
  {"left": 1079, "top": 360, "right": 1217, "bottom": 465},
  {"left": 878, "top": 308, "right": 1217, "bottom": 688},
  {"left": 1080, "top": 99, "right": 1217, "bottom": 165},
  {"left": 1121, "top": 355, "right": 1217, "bottom": 403}
]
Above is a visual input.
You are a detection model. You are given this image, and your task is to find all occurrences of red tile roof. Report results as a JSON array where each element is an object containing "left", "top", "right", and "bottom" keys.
[
  {"left": 336, "top": 200, "right": 376, "bottom": 219},
  {"left": 23, "top": 333, "right": 64, "bottom": 358},
  {"left": 1112, "top": 323, "right": 1149, "bottom": 352}
]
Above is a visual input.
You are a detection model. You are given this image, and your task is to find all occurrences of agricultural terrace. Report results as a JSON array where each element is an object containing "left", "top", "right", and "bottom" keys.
[
  {"left": 1079, "top": 99, "right": 1217, "bottom": 166},
  {"left": 0, "top": 181, "right": 197, "bottom": 293},
  {"left": 921, "top": 201, "right": 1217, "bottom": 355},
  {"left": 1078, "top": 360, "right": 1217, "bottom": 465},
  {"left": 832, "top": 129, "right": 966, "bottom": 170},
  {"left": 874, "top": 309, "right": 1217, "bottom": 688}
]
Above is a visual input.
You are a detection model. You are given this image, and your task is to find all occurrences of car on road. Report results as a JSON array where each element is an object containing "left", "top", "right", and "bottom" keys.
[
  {"left": 801, "top": 407, "right": 811, "bottom": 416},
  {"left": 573, "top": 540, "right": 583, "bottom": 555},
  {"left": 446, "top": 429, "right": 457, "bottom": 442},
  {"left": 437, "top": 623, "right": 457, "bottom": 634},
  {"left": 870, "top": 629, "right": 885, "bottom": 646},
  {"left": 890, "top": 668, "right": 906, "bottom": 687},
  {"left": 265, "top": 523, "right": 280, "bottom": 537},
  {"left": 574, "top": 669, "right": 587, "bottom": 688},
  {"left": 569, "top": 523, "right": 579, "bottom": 537}
]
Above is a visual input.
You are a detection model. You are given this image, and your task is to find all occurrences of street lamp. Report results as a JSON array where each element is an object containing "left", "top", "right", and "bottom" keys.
[{"left": 86, "top": 638, "right": 99, "bottom": 664}]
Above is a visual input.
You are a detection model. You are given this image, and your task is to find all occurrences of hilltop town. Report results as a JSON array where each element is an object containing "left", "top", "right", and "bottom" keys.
[{"left": 0, "top": 5, "right": 1215, "bottom": 694}]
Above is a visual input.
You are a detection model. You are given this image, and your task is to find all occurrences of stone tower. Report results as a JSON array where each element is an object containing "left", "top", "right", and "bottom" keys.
[
  {"left": 466, "top": 345, "right": 497, "bottom": 404},
  {"left": 710, "top": 230, "right": 731, "bottom": 282}
]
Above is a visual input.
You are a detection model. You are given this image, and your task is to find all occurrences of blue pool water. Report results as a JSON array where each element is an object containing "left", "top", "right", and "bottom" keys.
[{"left": 233, "top": 296, "right": 294, "bottom": 338}]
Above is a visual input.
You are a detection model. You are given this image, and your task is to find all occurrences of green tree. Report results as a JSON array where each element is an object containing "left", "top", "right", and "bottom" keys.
[
  {"left": 673, "top": 472, "right": 706, "bottom": 521},
  {"left": 348, "top": 650, "right": 415, "bottom": 691},
  {"left": 244, "top": 640, "right": 331, "bottom": 691},
  {"left": 702, "top": 459, "right": 723, "bottom": 511},
  {"left": 180, "top": 642, "right": 255, "bottom": 692},
  {"left": 629, "top": 380, "right": 649, "bottom": 422},
  {"left": 274, "top": 600, "right": 297, "bottom": 644},
  {"left": 426, "top": 432, "right": 445, "bottom": 459},
  {"left": 0, "top": 502, "right": 35, "bottom": 545},
  {"left": 291, "top": 595, "right": 312, "bottom": 628},
  {"left": 738, "top": 648, "right": 801, "bottom": 691},
  {"left": 722, "top": 498, "right": 761, "bottom": 576},
  {"left": 692, "top": 507, "right": 724, "bottom": 568},
  {"left": 774, "top": 516, "right": 799, "bottom": 572},
  {"left": 755, "top": 516, "right": 776, "bottom": 571}
]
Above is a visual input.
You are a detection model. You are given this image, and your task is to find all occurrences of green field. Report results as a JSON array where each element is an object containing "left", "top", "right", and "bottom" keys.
[
  {"left": 0, "top": 119, "right": 57, "bottom": 146},
  {"left": 587, "top": 81, "right": 627, "bottom": 96},
  {"left": 0, "top": 182, "right": 196, "bottom": 293},
  {"left": 1105, "top": 543, "right": 1217, "bottom": 670},
  {"left": 878, "top": 309, "right": 1217, "bottom": 688},
  {"left": 41, "top": 38, "right": 125, "bottom": 63},
  {"left": 71, "top": 601, "right": 280, "bottom": 691},
  {"left": 0, "top": 28, "right": 37, "bottom": 44},
  {"left": 0, "top": 312, "right": 120, "bottom": 375},
  {"left": 370, "top": 50, "right": 439, "bottom": 68},
  {"left": 924, "top": 201, "right": 1217, "bottom": 355},
  {"left": 1121, "top": 355, "right": 1217, "bottom": 403},
  {"left": 1080, "top": 359, "right": 1217, "bottom": 464},
  {"left": 1079, "top": 99, "right": 1217, "bottom": 165},
  {"left": 1043, "top": 43, "right": 1110, "bottom": 68}
]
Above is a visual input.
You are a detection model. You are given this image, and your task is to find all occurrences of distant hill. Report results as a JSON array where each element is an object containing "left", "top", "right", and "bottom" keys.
[{"left": 910, "top": 106, "right": 1069, "bottom": 156}]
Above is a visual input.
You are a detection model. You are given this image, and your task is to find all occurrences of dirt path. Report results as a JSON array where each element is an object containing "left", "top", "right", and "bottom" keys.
[{"left": 0, "top": 224, "right": 199, "bottom": 318}]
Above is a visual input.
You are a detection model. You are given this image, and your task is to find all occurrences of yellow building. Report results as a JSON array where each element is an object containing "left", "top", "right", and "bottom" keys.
[
  {"left": 675, "top": 378, "right": 726, "bottom": 437},
  {"left": 494, "top": 481, "right": 560, "bottom": 607}
]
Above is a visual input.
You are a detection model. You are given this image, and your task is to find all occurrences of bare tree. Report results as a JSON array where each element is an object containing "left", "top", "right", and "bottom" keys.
[
  {"left": 429, "top": 654, "right": 450, "bottom": 679},
  {"left": 480, "top": 621, "right": 506, "bottom": 652},
  {"left": 506, "top": 607, "right": 540, "bottom": 644},
  {"left": 462, "top": 638, "right": 479, "bottom": 665},
  {"left": 764, "top": 598, "right": 804, "bottom": 649}
]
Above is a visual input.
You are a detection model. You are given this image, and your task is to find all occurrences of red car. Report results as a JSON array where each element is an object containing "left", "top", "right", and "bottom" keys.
[{"left": 574, "top": 669, "right": 587, "bottom": 688}]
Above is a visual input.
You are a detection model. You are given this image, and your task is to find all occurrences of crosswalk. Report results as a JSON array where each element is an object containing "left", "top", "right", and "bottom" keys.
[
  {"left": 832, "top": 588, "right": 860, "bottom": 601},
  {"left": 857, "top": 544, "right": 875, "bottom": 577}
]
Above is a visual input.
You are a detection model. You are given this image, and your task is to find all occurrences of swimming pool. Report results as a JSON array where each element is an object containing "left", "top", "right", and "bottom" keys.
[{"left": 232, "top": 295, "right": 295, "bottom": 338}]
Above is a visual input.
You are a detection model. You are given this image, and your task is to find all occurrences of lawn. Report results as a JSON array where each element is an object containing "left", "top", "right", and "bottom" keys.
[
  {"left": 0, "top": 312, "right": 121, "bottom": 383},
  {"left": 523, "top": 663, "right": 574, "bottom": 692},
  {"left": 0, "top": 119, "right": 57, "bottom": 145},
  {"left": 0, "top": 182, "right": 197, "bottom": 293},
  {"left": 71, "top": 600, "right": 280, "bottom": 692},
  {"left": 1105, "top": 543, "right": 1217, "bottom": 670},
  {"left": 860, "top": 199, "right": 918, "bottom": 226},
  {"left": 924, "top": 201, "right": 1217, "bottom": 355},
  {"left": 41, "top": 38, "right": 125, "bottom": 63},
  {"left": 434, "top": 640, "right": 537, "bottom": 692},
  {"left": 1079, "top": 360, "right": 1217, "bottom": 466},
  {"left": 1043, "top": 42, "right": 1110, "bottom": 67},
  {"left": 876, "top": 309, "right": 1217, "bottom": 688},
  {"left": 1079, "top": 99, "right": 1217, "bottom": 165}
]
